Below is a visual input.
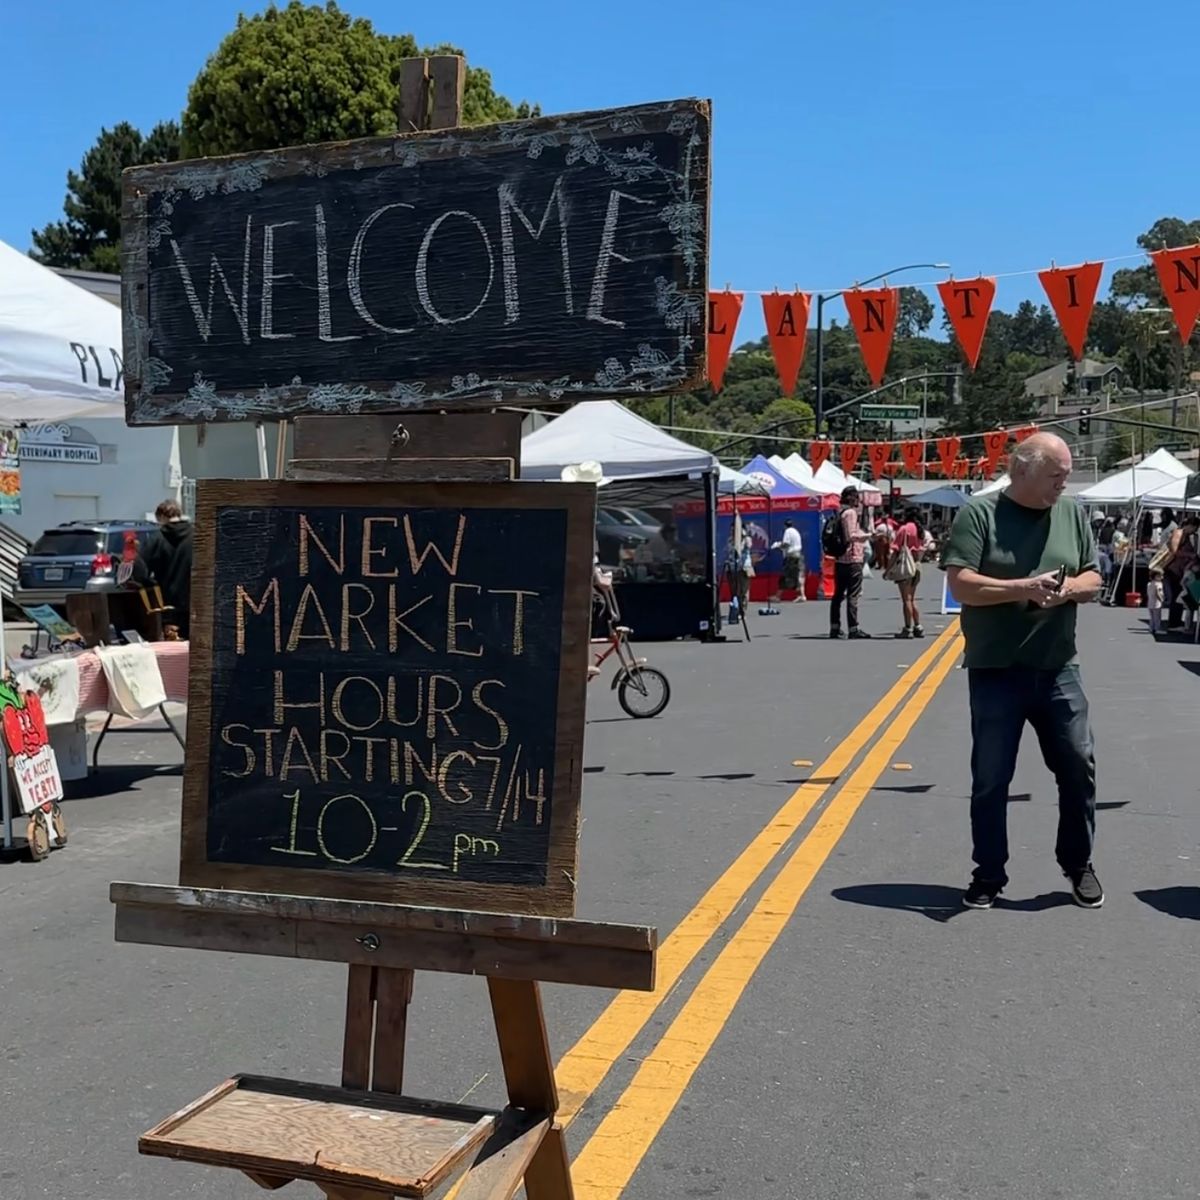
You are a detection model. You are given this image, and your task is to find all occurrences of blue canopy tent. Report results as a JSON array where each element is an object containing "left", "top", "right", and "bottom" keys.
[{"left": 917, "top": 485, "right": 970, "bottom": 509}]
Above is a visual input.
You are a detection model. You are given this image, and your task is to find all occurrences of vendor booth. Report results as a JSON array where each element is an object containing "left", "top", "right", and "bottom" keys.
[
  {"left": 719, "top": 455, "right": 833, "bottom": 602},
  {"left": 521, "top": 400, "right": 720, "bottom": 640}
]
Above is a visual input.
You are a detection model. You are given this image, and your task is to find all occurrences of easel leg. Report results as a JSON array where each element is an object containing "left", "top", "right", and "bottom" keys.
[
  {"left": 341, "top": 964, "right": 377, "bottom": 1090},
  {"left": 341, "top": 964, "right": 414, "bottom": 1096},
  {"left": 487, "top": 977, "right": 574, "bottom": 1200},
  {"left": 91, "top": 712, "right": 114, "bottom": 771}
]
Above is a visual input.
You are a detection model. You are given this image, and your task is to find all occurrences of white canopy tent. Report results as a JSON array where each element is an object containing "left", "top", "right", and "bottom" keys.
[
  {"left": 974, "top": 473, "right": 1009, "bottom": 497},
  {"left": 521, "top": 399, "right": 716, "bottom": 480},
  {"left": 1141, "top": 472, "right": 1200, "bottom": 511},
  {"left": 770, "top": 451, "right": 882, "bottom": 503},
  {"left": 1076, "top": 449, "right": 1190, "bottom": 505},
  {"left": 718, "top": 464, "right": 769, "bottom": 495},
  {"left": 0, "top": 240, "right": 126, "bottom": 421}
]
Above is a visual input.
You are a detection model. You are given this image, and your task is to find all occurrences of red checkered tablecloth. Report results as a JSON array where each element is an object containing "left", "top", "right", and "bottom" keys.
[{"left": 71, "top": 641, "right": 189, "bottom": 716}]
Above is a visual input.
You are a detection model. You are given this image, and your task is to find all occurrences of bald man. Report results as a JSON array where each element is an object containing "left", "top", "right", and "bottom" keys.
[{"left": 942, "top": 433, "right": 1104, "bottom": 910}]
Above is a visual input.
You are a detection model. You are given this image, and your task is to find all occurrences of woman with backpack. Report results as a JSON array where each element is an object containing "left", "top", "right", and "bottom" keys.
[{"left": 885, "top": 506, "right": 925, "bottom": 639}]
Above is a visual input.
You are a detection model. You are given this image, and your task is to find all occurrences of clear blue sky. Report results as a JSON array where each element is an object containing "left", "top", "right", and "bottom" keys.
[{"left": 2, "top": 0, "right": 1196, "bottom": 341}]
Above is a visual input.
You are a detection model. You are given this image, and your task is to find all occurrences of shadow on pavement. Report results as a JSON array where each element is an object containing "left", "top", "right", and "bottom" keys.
[
  {"left": 1135, "top": 887, "right": 1200, "bottom": 920},
  {"left": 832, "top": 882, "right": 1073, "bottom": 923},
  {"left": 1178, "top": 661, "right": 1200, "bottom": 678},
  {"left": 872, "top": 784, "right": 934, "bottom": 794},
  {"left": 61, "top": 763, "right": 182, "bottom": 801}
]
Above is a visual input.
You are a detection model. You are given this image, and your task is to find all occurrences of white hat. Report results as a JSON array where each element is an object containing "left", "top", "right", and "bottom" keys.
[{"left": 560, "top": 460, "right": 607, "bottom": 485}]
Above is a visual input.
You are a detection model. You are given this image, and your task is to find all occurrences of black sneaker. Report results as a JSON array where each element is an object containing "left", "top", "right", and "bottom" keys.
[
  {"left": 913, "top": 625, "right": 925, "bottom": 638},
  {"left": 897, "top": 627, "right": 913, "bottom": 639},
  {"left": 963, "top": 879, "right": 1003, "bottom": 909},
  {"left": 848, "top": 628, "right": 872, "bottom": 640},
  {"left": 829, "top": 628, "right": 845, "bottom": 639},
  {"left": 1067, "top": 865, "right": 1104, "bottom": 908}
]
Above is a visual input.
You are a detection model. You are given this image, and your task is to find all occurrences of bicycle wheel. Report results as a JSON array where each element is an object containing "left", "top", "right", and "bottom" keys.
[{"left": 618, "top": 667, "right": 671, "bottom": 719}]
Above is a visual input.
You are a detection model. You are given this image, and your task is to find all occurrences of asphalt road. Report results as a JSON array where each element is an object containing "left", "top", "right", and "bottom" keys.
[{"left": 2, "top": 574, "right": 1197, "bottom": 1200}]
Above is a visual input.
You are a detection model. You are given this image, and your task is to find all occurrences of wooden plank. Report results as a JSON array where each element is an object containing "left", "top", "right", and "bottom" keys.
[
  {"left": 179, "top": 479, "right": 594, "bottom": 918},
  {"left": 429, "top": 56, "right": 466, "bottom": 131},
  {"left": 454, "top": 1111, "right": 550, "bottom": 1200},
  {"left": 287, "top": 458, "right": 513, "bottom": 482},
  {"left": 370, "top": 967, "right": 414, "bottom": 1095},
  {"left": 112, "top": 898, "right": 656, "bottom": 991},
  {"left": 292, "top": 414, "right": 522, "bottom": 464},
  {"left": 487, "top": 979, "right": 558, "bottom": 1111},
  {"left": 398, "top": 56, "right": 429, "bottom": 131},
  {"left": 341, "top": 964, "right": 376, "bottom": 1090},
  {"left": 141, "top": 1076, "right": 498, "bottom": 1197},
  {"left": 121, "top": 99, "right": 711, "bottom": 425},
  {"left": 523, "top": 1127, "right": 575, "bottom": 1200}
]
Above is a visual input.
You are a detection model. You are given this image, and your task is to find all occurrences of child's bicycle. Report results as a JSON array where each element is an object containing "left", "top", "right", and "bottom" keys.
[{"left": 589, "top": 583, "right": 671, "bottom": 719}]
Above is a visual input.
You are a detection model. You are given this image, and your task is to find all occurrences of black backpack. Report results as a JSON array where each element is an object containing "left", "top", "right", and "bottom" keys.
[{"left": 822, "top": 510, "right": 849, "bottom": 558}]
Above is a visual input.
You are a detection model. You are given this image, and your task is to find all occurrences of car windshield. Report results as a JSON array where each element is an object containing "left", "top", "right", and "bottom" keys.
[
  {"left": 603, "top": 510, "right": 640, "bottom": 526},
  {"left": 30, "top": 530, "right": 101, "bottom": 556}
]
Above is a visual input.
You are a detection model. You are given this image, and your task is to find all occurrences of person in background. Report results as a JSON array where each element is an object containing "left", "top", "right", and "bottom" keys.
[
  {"left": 890, "top": 506, "right": 925, "bottom": 639},
  {"left": 1146, "top": 568, "right": 1166, "bottom": 636},
  {"left": 1157, "top": 507, "right": 1178, "bottom": 547},
  {"left": 1095, "top": 517, "right": 1116, "bottom": 586},
  {"left": 1162, "top": 514, "right": 1198, "bottom": 629},
  {"left": 828, "top": 485, "right": 873, "bottom": 640},
  {"left": 1138, "top": 510, "right": 1155, "bottom": 546},
  {"left": 143, "top": 500, "right": 194, "bottom": 639},
  {"left": 771, "top": 519, "right": 805, "bottom": 602},
  {"left": 941, "top": 432, "right": 1104, "bottom": 911}
]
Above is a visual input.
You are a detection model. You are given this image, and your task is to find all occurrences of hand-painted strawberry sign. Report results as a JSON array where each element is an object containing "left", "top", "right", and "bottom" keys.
[{"left": 0, "top": 682, "right": 62, "bottom": 813}]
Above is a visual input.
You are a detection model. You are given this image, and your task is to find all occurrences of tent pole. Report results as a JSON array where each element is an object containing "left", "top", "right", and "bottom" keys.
[
  {"left": 1, "top": 600, "right": 11, "bottom": 850},
  {"left": 255, "top": 422, "right": 269, "bottom": 479}
]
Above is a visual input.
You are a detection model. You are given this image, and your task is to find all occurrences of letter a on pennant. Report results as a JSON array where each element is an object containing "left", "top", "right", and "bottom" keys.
[
  {"left": 1038, "top": 262, "right": 1103, "bottom": 360},
  {"left": 761, "top": 291, "right": 811, "bottom": 395},
  {"left": 707, "top": 291, "right": 744, "bottom": 393},
  {"left": 843, "top": 288, "right": 898, "bottom": 385},
  {"left": 1150, "top": 244, "right": 1200, "bottom": 344},
  {"left": 937, "top": 276, "right": 996, "bottom": 369}
]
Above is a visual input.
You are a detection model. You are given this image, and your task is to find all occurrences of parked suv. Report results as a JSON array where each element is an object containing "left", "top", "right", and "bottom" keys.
[{"left": 15, "top": 520, "right": 159, "bottom": 610}]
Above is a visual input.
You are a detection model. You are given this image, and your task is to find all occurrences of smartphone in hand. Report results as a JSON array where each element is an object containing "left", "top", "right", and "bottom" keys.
[{"left": 1053, "top": 564, "right": 1067, "bottom": 592}]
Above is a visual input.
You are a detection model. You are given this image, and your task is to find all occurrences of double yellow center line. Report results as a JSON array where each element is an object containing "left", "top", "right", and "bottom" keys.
[{"left": 562, "top": 622, "right": 964, "bottom": 1197}]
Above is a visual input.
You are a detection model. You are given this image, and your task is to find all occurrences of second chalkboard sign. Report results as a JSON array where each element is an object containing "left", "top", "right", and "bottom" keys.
[
  {"left": 181, "top": 480, "right": 594, "bottom": 916},
  {"left": 122, "top": 98, "right": 710, "bottom": 425}
]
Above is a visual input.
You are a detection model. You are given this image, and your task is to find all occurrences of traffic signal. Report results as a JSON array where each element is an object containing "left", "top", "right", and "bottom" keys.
[{"left": 1079, "top": 407, "right": 1091, "bottom": 435}]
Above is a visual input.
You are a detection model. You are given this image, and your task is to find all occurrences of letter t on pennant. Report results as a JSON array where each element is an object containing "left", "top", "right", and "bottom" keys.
[{"left": 936, "top": 276, "right": 996, "bottom": 370}]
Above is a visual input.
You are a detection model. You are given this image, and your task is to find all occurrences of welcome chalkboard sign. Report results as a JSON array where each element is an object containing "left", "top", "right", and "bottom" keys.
[
  {"left": 121, "top": 98, "right": 710, "bottom": 426},
  {"left": 181, "top": 480, "right": 593, "bottom": 915}
]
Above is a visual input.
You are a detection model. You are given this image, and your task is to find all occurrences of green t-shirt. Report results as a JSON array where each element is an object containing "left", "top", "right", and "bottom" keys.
[{"left": 941, "top": 492, "right": 1098, "bottom": 669}]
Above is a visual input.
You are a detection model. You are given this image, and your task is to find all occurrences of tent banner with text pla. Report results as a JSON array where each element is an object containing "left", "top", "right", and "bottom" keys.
[
  {"left": 762, "top": 291, "right": 811, "bottom": 395},
  {"left": 843, "top": 287, "right": 899, "bottom": 386},
  {"left": 707, "top": 291, "right": 743, "bottom": 392},
  {"left": 810, "top": 440, "right": 833, "bottom": 471}
]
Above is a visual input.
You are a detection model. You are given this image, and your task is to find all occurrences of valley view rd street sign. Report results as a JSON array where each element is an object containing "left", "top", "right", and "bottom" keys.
[
  {"left": 859, "top": 404, "right": 921, "bottom": 421},
  {"left": 121, "top": 99, "right": 711, "bottom": 425}
]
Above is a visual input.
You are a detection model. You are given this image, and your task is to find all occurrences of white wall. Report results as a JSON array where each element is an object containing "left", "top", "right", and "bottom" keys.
[
  {"left": 178, "top": 422, "right": 292, "bottom": 481},
  {"left": 9, "top": 417, "right": 180, "bottom": 541}
]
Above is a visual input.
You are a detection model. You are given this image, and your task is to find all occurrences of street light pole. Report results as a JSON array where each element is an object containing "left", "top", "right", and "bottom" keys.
[{"left": 812, "top": 261, "right": 950, "bottom": 436}]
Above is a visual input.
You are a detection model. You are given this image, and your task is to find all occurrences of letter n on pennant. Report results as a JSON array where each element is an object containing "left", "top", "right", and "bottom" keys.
[
  {"left": 937, "top": 276, "right": 996, "bottom": 370},
  {"left": 810, "top": 440, "right": 833, "bottom": 471},
  {"left": 707, "top": 291, "right": 744, "bottom": 393},
  {"left": 761, "top": 291, "right": 811, "bottom": 395},
  {"left": 1038, "top": 262, "right": 1103, "bottom": 360},
  {"left": 843, "top": 287, "right": 899, "bottom": 385},
  {"left": 1150, "top": 244, "right": 1200, "bottom": 344}
]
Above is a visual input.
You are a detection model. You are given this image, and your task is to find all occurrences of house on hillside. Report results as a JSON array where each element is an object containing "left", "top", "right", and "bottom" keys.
[{"left": 1023, "top": 359, "right": 1123, "bottom": 416}]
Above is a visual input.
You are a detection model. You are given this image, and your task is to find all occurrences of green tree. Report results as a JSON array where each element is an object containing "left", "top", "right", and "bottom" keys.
[
  {"left": 182, "top": 1, "right": 536, "bottom": 158},
  {"left": 30, "top": 121, "right": 181, "bottom": 271},
  {"left": 895, "top": 287, "right": 934, "bottom": 338}
]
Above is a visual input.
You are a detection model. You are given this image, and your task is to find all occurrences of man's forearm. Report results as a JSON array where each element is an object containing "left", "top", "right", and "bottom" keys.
[
  {"left": 947, "top": 568, "right": 1029, "bottom": 607},
  {"left": 1064, "top": 570, "right": 1102, "bottom": 604}
]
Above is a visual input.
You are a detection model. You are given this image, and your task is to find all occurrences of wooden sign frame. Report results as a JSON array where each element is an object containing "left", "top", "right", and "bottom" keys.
[
  {"left": 180, "top": 478, "right": 594, "bottom": 917},
  {"left": 121, "top": 97, "right": 711, "bottom": 426}
]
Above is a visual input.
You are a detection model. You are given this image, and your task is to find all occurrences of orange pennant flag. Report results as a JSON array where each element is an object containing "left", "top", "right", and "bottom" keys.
[
  {"left": 843, "top": 287, "right": 899, "bottom": 385},
  {"left": 810, "top": 440, "right": 833, "bottom": 471},
  {"left": 982, "top": 430, "right": 1008, "bottom": 477},
  {"left": 840, "top": 441, "right": 864, "bottom": 476},
  {"left": 937, "top": 276, "right": 996, "bottom": 370},
  {"left": 899, "top": 441, "right": 925, "bottom": 476},
  {"left": 1013, "top": 424, "right": 1038, "bottom": 443},
  {"left": 1038, "top": 262, "right": 1103, "bottom": 360},
  {"left": 953, "top": 458, "right": 970, "bottom": 480},
  {"left": 936, "top": 436, "right": 962, "bottom": 478},
  {"left": 1150, "top": 244, "right": 1200, "bottom": 344},
  {"left": 866, "top": 442, "right": 893, "bottom": 477},
  {"left": 707, "top": 291, "right": 744, "bottom": 393},
  {"left": 762, "top": 291, "right": 811, "bottom": 395}
]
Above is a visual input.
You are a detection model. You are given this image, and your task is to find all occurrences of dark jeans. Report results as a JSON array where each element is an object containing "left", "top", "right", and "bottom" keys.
[
  {"left": 830, "top": 561, "right": 863, "bottom": 631},
  {"left": 968, "top": 665, "right": 1096, "bottom": 885}
]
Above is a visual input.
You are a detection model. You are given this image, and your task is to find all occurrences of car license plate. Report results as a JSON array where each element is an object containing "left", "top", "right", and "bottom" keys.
[{"left": 42, "top": 568, "right": 65, "bottom": 581}]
